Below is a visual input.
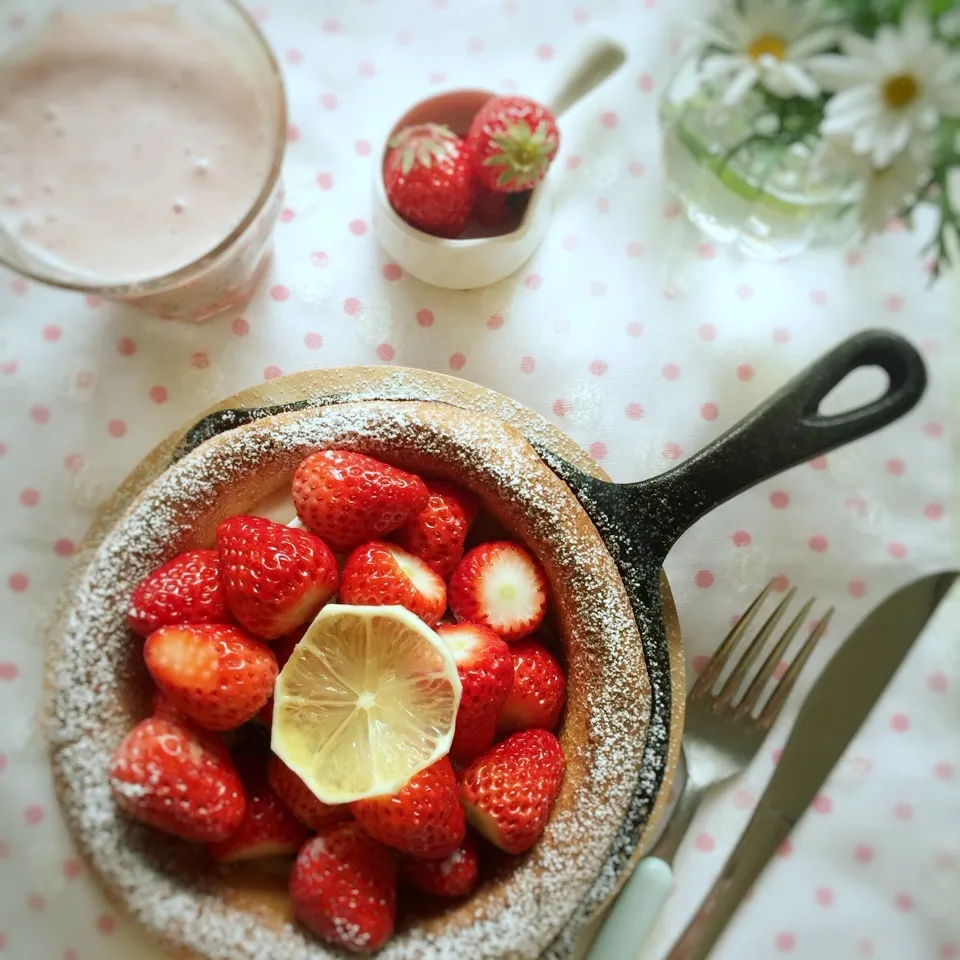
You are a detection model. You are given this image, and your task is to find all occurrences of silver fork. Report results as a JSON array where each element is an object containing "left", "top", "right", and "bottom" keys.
[{"left": 585, "top": 580, "right": 833, "bottom": 959}]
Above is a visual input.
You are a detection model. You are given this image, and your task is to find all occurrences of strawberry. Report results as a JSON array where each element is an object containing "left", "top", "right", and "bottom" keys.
[
  {"left": 351, "top": 758, "right": 465, "bottom": 860},
  {"left": 399, "top": 833, "right": 479, "bottom": 898},
  {"left": 216, "top": 515, "right": 339, "bottom": 639},
  {"left": 459, "top": 728, "right": 565, "bottom": 854},
  {"left": 339, "top": 541, "right": 446, "bottom": 626},
  {"left": 267, "top": 755, "right": 351, "bottom": 831},
  {"left": 258, "top": 627, "right": 304, "bottom": 728},
  {"left": 292, "top": 450, "right": 429, "bottom": 554},
  {"left": 447, "top": 541, "right": 548, "bottom": 642},
  {"left": 473, "top": 185, "right": 530, "bottom": 230},
  {"left": 466, "top": 96, "right": 560, "bottom": 193},
  {"left": 208, "top": 760, "right": 308, "bottom": 862},
  {"left": 383, "top": 123, "right": 477, "bottom": 238},
  {"left": 437, "top": 622, "right": 513, "bottom": 762},
  {"left": 144, "top": 623, "right": 278, "bottom": 731},
  {"left": 127, "top": 549, "right": 229, "bottom": 637},
  {"left": 394, "top": 479, "right": 479, "bottom": 579},
  {"left": 290, "top": 823, "right": 396, "bottom": 953},
  {"left": 498, "top": 638, "right": 566, "bottom": 734},
  {"left": 110, "top": 716, "right": 245, "bottom": 843}
]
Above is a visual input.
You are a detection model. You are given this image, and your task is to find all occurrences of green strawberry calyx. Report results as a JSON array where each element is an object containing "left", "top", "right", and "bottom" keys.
[
  {"left": 483, "top": 120, "right": 558, "bottom": 189},
  {"left": 387, "top": 124, "right": 460, "bottom": 175}
]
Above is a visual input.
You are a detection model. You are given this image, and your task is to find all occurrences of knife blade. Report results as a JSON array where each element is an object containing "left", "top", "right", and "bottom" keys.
[{"left": 662, "top": 571, "right": 958, "bottom": 960}]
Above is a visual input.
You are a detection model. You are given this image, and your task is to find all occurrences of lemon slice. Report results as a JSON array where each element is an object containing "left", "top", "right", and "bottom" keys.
[{"left": 272, "top": 604, "right": 461, "bottom": 804}]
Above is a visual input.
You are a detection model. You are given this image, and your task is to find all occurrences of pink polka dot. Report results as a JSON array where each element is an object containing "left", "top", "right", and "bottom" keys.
[
  {"left": 775, "top": 931, "right": 795, "bottom": 952},
  {"left": 662, "top": 441, "right": 683, "bottom": 460},
  {"left": 636, "top": 72, "right": 654, "bottom": 92},
  {"left": 887, "top": 541, "right": 907, "bottom": 559},
  {"left": 311, "top": 251, "right": 329, "bottom": 267},
  {"left": 524, "top": 273, "right": 542, "bottom": 290},
  {"left": 858, "top": 939, "right": 874, "bottom": 957},
  {"left": 449, "top": 352, "right": 466, "bottom": 371},
  {"left": 924, "top": 502, "right": 944, "bottom": 520},
  {"left": 732, "top": 530, "right": 752, "bottom": 547},
  {"left": 561, "top": 234, "right": 579, "bottom": 253},
  {"left": 358, "top": 60, "right": 375, "bottom": 77},
  {"left": 76, "top": 370, "right": 95, "bottom": 390},
  {"left": 10, "top": 277, "right": 28, "bottom": 295},
  {"left": 565, "top": 154, "right": 582, "bottom": 171},
  {"left": 628, "top": 160, "right": 645, "bottom": 177},
  {"left": 286, "top": 124, "right": 300, "bottom": 142},
  {"left": 697, "top": 402, "right": 718, "bottom": 422},
  {"left": 487, "top": 313, "right": 504, "bottom": 330},
  {"left": 885, "top": 294, "right": 904, "bottom": 312},
  {"left": 626, "top": 321, "right": 644, "bottom": 338},
  {"left": 466, "top": 36, "right": 484, "bottom": 52},
  {"left": 625, "top": 241, "right": 644, "bottom": 258},
  {"left": 769, "top": 491, "right": 790, "bottom": 509},
  {"left": 42, "top": 323, "right": 61, "bottom": 342},
  {"left": 270, "top": 285, "right": 290, "bottom": 302},
  {"left": 0, "top": 663, "right": 18, "bottom": 680},
  {"left": 810, "top": 455, "right": 828, "bottom": 470},
  {"left": 890, "top": 712, "right": 909, "bottom": 732},
  {"left": 773, "top": 326, "right": 791, "bottom": 344},
  {"left": 589, "top": 359, "right": 608, "bottom": 376},
  {"left": 536, "top": 43, "right": 555, "bottom": 60},
  {"left": 848, "top": 579, "right": 867, "bottom": 598},
  {"left": 624, "top": 402, "right": 644, "bottom": 421},
  {"left": 737, "top": 284, "right": 754, "bottom": 299},
  {"left": 263, "top": 365, "right": 283, "bottom": 380},
  {"left": 695, "top": 570, "right": 714, "bottom": 589},
  {"left": 107, "top": 419, "right": 127, "bottom": 438},
  {"left": 0, "top": 442, "right": 5, "bottom": 458},
  {"left": 697, "top": 242, "right": 716, "bottom": 260},
  {"left": 232, "top": 317, "right": 249, "bottom": 336},
  {"left": 30, "top": 404, "right": 50, "bottom": 424},
  {"left": 845, "top": 250, "right": 862, "bottom": 268},
  {"left": 429, "top": 71, "right": 447, "bottom": 85},
  {"left": 322, "top": 17, "right": 340, "bottom": 32},
  {"left": 810, "top": 289, "right": 827, "bottom": 306},
  {"left": 64, "top": 454, "right": 83, "bottom": 471},
  {"left": 304, "top": 332, "right": 323, "bottom": 350},
  {"left": 814, "top": 887, "right": 834, "bottom": 906},
  {"left": 924, "top": 420, "right": 943, "bottom": 438},
  {"left": 28, "top": 893, "right": 46, "bottom": 911},
  {"left": 736, "top": 363, "right": 754, "bottom": 382},
  {"left": 1, "top": 360, "right": 17, "bottom": 375},
  {"left": 694, "top": 833, "right": 715, "bottom": 852},
  {"left": 520, "top": 356, "right": 535, "bottom": 374},
  {"left": 97, "top": 914, "right": 117, "bottom": 935},
  {"left": 62, "top": 859, "right": 82, "bottom": 880},
  {"left": 552, "top": 399, "right": 569, "bottom": 417},
  {"left": 149, "top": 385, "right": 168, "bottom": 405},
  {"left": 354, "top": 140, "right": 372, "bottom": 157},
  {"left": 64, "top": 950, "right": 79, "bottom": 960},
  {"left": 664, "top": 201, "right": 681, "bottom": 219},
  {"left": 377, "top": 343, "right": 396, "bottom": 362},
  {"left": 573, "top": 6, "right": 589, "bottom": 22},
  {"left": 344, "top": 297, "right": 362, "bottom": 316},
  {"left": 320, "top": 92, "right": 338, "bottom": 110},
  {"left": 808, "top": 535, "right": 829, "bottom": 552},
  {"left": 0, "top": 840, "right": 9, "bottom": 858},
  {"left": 382, "top": 263, "right": 402, "bottom": 281},
  {"left": 19, "top": 488, "right": 39, "bottom": 508},
  {"left": 662, "top": 363, "right": 680, "bottom": 381},
  {"left": 893, "top": 802, "right": 913, "bottom": 821},
  {"left": 885, "top": 458, "right": 905, "bottom": 476},
  {"left": 117, "top": 336, "right": 137, "bottom": 357},
  {"left": 772, "top": 574, "right": 790, "bottom": 592},
  {"left": 8, "top": 573, "right": 28, "bottom": 593},
  {"left": 0, "top": 753, "right": 5, "bottom": 772},
  {"left": 894, "top": 893, "right": 914, "bottom": 912},
  {"left": 854, "top": 843, "right": 874, "bottom": 863},
  {"left": 279, "top": 207, "right": 296, "bottom": 223},
  {"left": 348, "top": 218, "right": 367, "bottom": 236},
  {"left": 692, "top": 654, "right": 709, "bottom": 673},
  {"left": 596, "top": 197, "right": 610, "bottom": 214},
  {"left": 589, "top": 442, "right": 607, "bottom": 460},
  {"left": 589, "top": 280, "right": 607, "bottom": 297},
  {"left": 24, "top": 805, "right": 44, "bottom": 825},
  {"left": 733, "top": 789, "right": 755, "bottom": 809},
  {"left": 928, "top": 672, "right": 948, "bottom": 693},
  {"left": 697, "top": 323, "right": 717, "bottom": 343},
  {"left": 54, "top": 539, "right": 75, "bottom": 558},
  {"left": 600, "top": 111, "right": 618, "bottom": 129},
  {"left": 934, "top": 761, "right": 954, "bottom": 780},
  {"left": 316, "top": 172, "right": 335, "bottom": 191},
  {"left": 778, "top": 838, "right": 793, "bottom": 857},
  {"left": 939, "top": 944, "right": 959, "bottom": 960},
  {"left": 812, "top": 794, "right": 832, "bottom": 814}
]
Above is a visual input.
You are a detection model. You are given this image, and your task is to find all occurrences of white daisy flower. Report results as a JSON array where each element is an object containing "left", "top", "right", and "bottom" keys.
[
  {"left": 811, "top": 5, "right": 960, "bottom": 167},
  {"left": 696, "top": 0, "right": 839, "bottom": 106}
]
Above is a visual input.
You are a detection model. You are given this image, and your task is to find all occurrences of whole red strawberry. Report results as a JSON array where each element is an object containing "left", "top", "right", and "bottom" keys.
[
  {"left": 267, "top": 755, "right": 351, "bottom": 831},
  {"left": 437, "top": 622, "right": 514, "bottom": 762},
  {"left": 394, "top": 479, "right": 479, "bottom": 579},
  {"left": 459, "top": 728, "right": 565, "bottom": 854},
  {"left": 498, "top": 638, "right": 566, "bottom": 734},
  {"left": 144, "top": 623, "right": 278, "bottom": 731},
  {"left": 384, "top": 123, "right": 477, "bottom": 238},
  {"left": 448, "top": 540, "right": 548, "bottom": 642},
  {"left": 466, "top": 96, "right": 560, "bottom": 193},
  {"left": 340, "top": 541, "right": 447, "bottom": 626},
  {"left": 110, "top": 716, "right": 245, "bottom": 842},
  {"left": 127, "top": 549, "right": 229, "bottom": 637},
  {"left": 293, "top": 450, "right": 429, "bottom": 554},
  {"left": 216, "top": 515, "right": 339, "bottom": 639},
  {"left": 399, "top": 833, "right": 479, "bottom": 898},
  {"left": 351, "top": 758, "right": 465, "bottom": 860},
  {"left": 290, "top": 824, "right": 396, "bottom": 953}
]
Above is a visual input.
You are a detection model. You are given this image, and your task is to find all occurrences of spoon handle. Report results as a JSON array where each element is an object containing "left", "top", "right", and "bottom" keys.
[{"left": 538, "top": 31, "right": 627, "bottom": 117}]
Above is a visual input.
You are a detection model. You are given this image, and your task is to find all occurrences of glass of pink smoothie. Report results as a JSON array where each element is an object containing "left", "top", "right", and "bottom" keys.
[{"left": 0, "top": 0, "right": 286, "bottom": 321}]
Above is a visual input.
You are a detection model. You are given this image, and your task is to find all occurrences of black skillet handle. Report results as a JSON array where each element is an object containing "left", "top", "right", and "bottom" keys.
[{"left": 617, "top": 329, "right": 926, "bottom": 565}]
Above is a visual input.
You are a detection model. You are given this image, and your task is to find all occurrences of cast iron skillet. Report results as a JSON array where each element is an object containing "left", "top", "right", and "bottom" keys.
[{"left": 171, "top": 329, "right": 925, "bottom": 958}]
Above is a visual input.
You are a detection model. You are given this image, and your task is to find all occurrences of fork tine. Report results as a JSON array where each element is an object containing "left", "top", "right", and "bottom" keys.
[
  {"left": 732, "top": 596, "right": 814, "bottom": 721},
  {"left": 713, "top": 587, "right": 797, "bottom": 712},
  {"left": 757, "top": 607, "right": 834, "bottom": 729},
  {"left": 690, "top": 580, "right": 774, "bottom": 702}
]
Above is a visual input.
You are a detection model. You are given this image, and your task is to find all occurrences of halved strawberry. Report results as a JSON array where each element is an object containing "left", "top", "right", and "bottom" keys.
[
  {"left": 267, "top": 755, "right": 351, "bottom": 831},
  {"left": 258, "top": 627, "right": 305, "bottom": 728},
  {"left": 351, "top": 758, "right": 465, "bottom": 860},
  {"left": 437, "top": 622, "right": 513, "bottom": 762},
  {"left": 448, "top": 541, "right": 548, "bottom": 642},
  {"left": 394, "top": 479, "right": 479, "bottom": 579},
  {"left": 110, "top": 717, "right": 245, "bottom": 842},
  {"left": 217, "top": 515, "right": 339, "bottom": 640},
  {"left": 339, "top": 541, "right": 446, "bottom": 626},
  {"left": 459, "top": 728, "right": 565, "bottom": 854},
  {"left": 290, "top": 824, "right": 397, "bottom": 953},
  {"left": 127, "top": 549, "right": 229, "bottom": 637},
  {"left": 498, "top": 638, "right": 566, "bottom": 734},
  {"left": 144, "top": 623, "right": 278, "bottom": 731},
  {"left": 399, "top": 833, "right": 479, "bottom": 898},
  {"left": 292, "top": 449, "right": 429, "bottom": 554}
]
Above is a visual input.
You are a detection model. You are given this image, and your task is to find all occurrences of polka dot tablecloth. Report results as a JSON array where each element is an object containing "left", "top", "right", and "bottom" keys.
[{"left": 0, "top": 1, "right": 957, "bottom": 959}]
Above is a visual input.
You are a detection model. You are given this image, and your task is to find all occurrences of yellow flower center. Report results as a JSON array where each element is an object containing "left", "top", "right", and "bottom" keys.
[
  {"left": 883, "top": 73, "right": 919, "bottom": 110},
  {"left": 747, "top": 34, "right": 787, "bottom": 61}
]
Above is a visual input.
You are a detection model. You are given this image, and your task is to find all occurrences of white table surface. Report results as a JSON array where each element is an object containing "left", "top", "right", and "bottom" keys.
[{"left": 0, "top": 1, "right": 957, "bottom": 959}]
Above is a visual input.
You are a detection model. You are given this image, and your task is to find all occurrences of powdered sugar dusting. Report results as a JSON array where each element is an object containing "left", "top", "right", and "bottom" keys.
[{"left": 48, "top": 393, "right": 661, "bottom": 960}]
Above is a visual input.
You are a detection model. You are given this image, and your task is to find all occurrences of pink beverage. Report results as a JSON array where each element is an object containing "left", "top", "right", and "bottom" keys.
[{"left": 0, "top": 1, "right": 285, "bottom": 320}]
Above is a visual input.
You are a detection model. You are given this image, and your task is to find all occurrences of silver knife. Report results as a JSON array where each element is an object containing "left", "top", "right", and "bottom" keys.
[{"left": 663, "top": 571, "right": 958, "bottom": 960}]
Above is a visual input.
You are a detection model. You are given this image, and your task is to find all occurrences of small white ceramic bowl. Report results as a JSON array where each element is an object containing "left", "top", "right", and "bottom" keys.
[{"left": 371, "top": 32, "right": 626, "bottom": 290}]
